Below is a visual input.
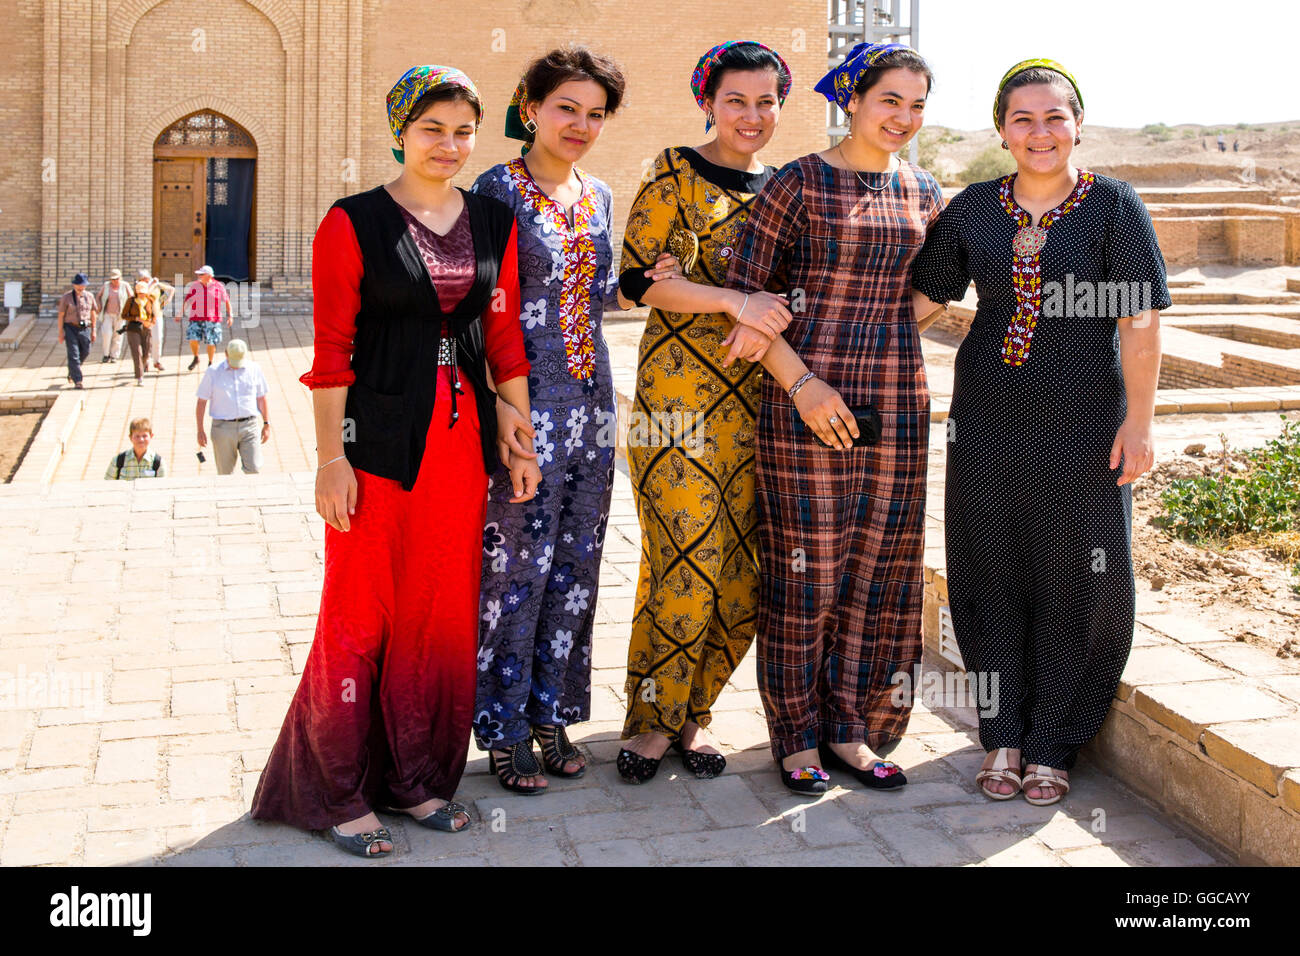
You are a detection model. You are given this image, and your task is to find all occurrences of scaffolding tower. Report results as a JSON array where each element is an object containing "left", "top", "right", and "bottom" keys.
[{"left": 827, "top": 0, "right": 921, "bottom": 161}]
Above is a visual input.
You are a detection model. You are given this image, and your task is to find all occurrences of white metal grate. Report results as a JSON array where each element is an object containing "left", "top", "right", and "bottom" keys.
[{"left": 938, "top": 604, "right": 964, "bottom": 670}]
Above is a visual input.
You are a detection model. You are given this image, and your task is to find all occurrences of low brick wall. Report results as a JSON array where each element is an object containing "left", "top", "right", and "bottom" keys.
[
  {"left": 921, "top": 568, "right": 1300, "bottom": 865},
  {"left": 0, "top": 392, "right": 57, "bottom": 414}
]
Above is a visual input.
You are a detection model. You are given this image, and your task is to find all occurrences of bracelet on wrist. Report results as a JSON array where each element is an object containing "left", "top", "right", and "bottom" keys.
[
  {"left": 735, "top": 292, "right": 750, "bottom": 320},
  {"left": 317, "top": 454, "right": 347, "bottom": 472},
  {"left": 788, "top": 371, "right": 816, "bottom": 399}
]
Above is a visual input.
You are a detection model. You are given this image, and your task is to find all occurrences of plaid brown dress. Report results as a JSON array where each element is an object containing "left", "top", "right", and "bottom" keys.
[{"left": 726, "top": 155, "right": 943, "bottom": 761}]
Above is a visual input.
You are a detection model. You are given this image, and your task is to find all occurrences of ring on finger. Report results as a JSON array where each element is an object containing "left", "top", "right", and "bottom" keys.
[{"left": 828, "top": 414, "right": 839, "bottom": 425}]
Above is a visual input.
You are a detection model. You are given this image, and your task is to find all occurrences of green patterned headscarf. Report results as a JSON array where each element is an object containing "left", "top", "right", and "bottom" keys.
[
  {"left": 504, "top": 77, "right": 534, "bottom": 154},
  {"left": 386, "top": 65, "right": 482, "bottom": 164},
  {"left": 994, "top": 58, "right": 1084, "bottom": 127}
]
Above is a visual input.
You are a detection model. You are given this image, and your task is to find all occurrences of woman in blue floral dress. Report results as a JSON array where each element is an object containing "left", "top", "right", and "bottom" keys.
[{"left": 470, "top": 48, "right": 678, "bottom": 793}]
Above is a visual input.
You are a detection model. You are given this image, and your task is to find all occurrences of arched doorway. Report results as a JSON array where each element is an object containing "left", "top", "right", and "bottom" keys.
[{"left": 152, "top": 111, "right": 257, "bottom": 282}]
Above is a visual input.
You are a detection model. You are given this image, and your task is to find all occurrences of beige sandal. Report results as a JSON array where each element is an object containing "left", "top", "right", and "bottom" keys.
[
  {"left": 1021, "top": 765, "right": 1070, "bottom": 806},
  {"left": 975, "top": 748, "right": 1022, "bottom": 801}
]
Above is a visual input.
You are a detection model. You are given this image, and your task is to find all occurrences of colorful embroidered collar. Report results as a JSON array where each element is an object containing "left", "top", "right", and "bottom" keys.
[
  {"left": 504, "top": 158, "right": 601, "bottom": 380},
  {"left": 997, "top": 169, "right": 1096, "bottom": 366}
]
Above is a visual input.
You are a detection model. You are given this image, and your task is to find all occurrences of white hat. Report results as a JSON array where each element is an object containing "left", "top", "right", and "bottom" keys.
[
  {"left": 226, "top": 338, "right": 248, "bottom": 368},
  {"left": 196, "top": 265, "right": 215, "bottom": 276}
]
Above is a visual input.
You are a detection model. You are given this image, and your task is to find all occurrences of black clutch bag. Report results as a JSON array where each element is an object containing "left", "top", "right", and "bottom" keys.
[{"left": 814, "top": 405, "right": 882, "bottom": 448}]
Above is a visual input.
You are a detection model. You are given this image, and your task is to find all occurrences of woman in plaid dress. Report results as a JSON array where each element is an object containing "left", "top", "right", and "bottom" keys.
[{"left": 726, "top": 44, "right": 942, "bottom": 794}]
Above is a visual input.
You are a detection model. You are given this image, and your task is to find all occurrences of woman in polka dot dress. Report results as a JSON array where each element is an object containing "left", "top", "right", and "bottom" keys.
[{"left": 911, "top": 60, "right": 1167, "bottom": 805}]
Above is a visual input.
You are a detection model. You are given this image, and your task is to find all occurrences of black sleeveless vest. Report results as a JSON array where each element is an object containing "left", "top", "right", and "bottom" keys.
[{"left": 331, "top": 185, "right": 516, "bottom": 490}]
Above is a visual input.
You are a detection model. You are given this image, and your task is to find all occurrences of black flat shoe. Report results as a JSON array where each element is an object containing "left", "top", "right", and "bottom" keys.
[
  {"left": 778, "top": 762, "right": 830, "bottom": 797},
  {"left": 532, "top": 724, "right": 585, "bottom": 778},
  {"left": 489, "top": 740, "right": 547, "bottom": 795},
  {"left": 617, "top": 744, "right": 667, "bottom": 784},
  {"left": 187, "top": 356, "right": 199, "bottom": 370},
  {"left": 818, "top": 743, "right": 907, "bottom": 790},
  {"left": 671, "top": 738, "right": 726, "bottom": 779}
]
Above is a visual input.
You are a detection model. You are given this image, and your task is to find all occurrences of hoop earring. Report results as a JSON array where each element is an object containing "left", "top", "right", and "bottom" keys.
[
  {"left": 524, "top": 118, "right": 537, "bottom": 134},
  {"left": 1000, "top": 141, "right": 1009, "bottom": 150}
]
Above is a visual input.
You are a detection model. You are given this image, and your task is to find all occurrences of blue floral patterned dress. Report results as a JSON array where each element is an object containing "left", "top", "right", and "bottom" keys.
[{"left": 469, "top": 158, "right": 622, "bottom": 750}]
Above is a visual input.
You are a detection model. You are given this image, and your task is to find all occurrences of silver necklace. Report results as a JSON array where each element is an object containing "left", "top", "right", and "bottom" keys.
[{"left": 839, "top": 144, "right": 895, "bottom": 192}]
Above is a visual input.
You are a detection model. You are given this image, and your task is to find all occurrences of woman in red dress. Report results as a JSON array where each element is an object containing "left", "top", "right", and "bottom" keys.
[{"left": 251, "top": 66, "right": 538, "bottom": 858}]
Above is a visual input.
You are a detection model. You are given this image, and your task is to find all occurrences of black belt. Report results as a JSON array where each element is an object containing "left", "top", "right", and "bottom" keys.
[{"left": 216, "top": 416, "right": 257, "bottom": 423}]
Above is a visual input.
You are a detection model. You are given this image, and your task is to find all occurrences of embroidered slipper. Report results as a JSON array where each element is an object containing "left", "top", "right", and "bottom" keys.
[
  {"left": 818, "top": 743, "right": 907, "bottom": 790},
  {"left": 780, "top": 764, "right": 830, "bottom": 796}
]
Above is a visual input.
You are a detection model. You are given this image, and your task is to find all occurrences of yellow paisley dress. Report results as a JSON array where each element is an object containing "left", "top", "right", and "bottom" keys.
[{"left": 618, "top": 146, "right": 775, "bottom": 738}]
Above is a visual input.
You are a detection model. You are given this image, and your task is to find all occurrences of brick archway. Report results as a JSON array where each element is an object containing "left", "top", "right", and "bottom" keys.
[{"left": 108, "top": 0, "right": 302, "bottom": 50}]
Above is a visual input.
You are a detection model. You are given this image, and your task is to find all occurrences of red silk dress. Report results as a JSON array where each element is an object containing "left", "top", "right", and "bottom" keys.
[{"left": 251, "top": 202, "right": 526, "bottom": 830}]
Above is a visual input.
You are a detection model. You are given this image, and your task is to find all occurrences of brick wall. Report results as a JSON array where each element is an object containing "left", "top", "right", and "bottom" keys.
[
  {"left": 1152, "top": 218, "right": 1198, "bottom": 265},
  {"left": 1224, "top": 216, "right": 1285, "bottom": 266},
  {"left": 362, "top": 0, "right": 831, "bottom": 250},
  {"left": 12, "top": 0, "right": 834, "bottom": 298},
  {"left": 0, "top": 1, "right": 47, "bottom": 305}
]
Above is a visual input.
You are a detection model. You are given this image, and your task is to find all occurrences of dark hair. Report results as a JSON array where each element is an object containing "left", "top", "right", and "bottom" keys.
[
  {"left": 995, "top": 68, "right": 1082, "bottom": 128},
  {"left": 522, "top": 45, "right": 626, "bottom": 119},
  {"left": 405, "top": 85, "right": 483, "bottom": 130},
  {"left": 702, "top": 43, "right": 791, "bottom": 100},
  {"left": 853, "top": 49, "right": 934, "bottom": 99}
]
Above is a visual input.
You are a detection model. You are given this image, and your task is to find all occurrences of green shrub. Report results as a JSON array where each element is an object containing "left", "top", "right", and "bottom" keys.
[
  {"left": 958, "top": 144, "right": 1016, "bottom": 185},
  {"left": 1142, "top": 122, "right": 1173, "bottom": 141},
  {"left": 1161, "top": 416, "right": 1299, "bottom": 542}
]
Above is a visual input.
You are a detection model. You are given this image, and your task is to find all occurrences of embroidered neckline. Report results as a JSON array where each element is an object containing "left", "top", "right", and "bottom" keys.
[
  {"left": 996, "top": 168, "right": 1095, "bottom": 366},
  {"left": 505, "top": 158, "right": 600, "bottom": 380}
]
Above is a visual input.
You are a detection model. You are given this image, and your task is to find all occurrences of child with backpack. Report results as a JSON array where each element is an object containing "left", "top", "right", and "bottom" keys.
[{"left": 104, "top": 417, "right": 165, "bottom": 480}]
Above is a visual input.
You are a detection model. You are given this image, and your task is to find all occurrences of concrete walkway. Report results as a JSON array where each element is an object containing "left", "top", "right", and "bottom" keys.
[
  {"left": 0, "top": 305, "right": 1235, "bottom": 866},
  {"left": 0, "top": 466, "right": 1222, "bottom": 866}
]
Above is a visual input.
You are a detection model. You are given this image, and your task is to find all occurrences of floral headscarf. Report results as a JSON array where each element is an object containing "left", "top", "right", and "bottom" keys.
[
  {"left": 386, "top": 65, "right": 482, "bottom": 163},
  {"left": 690, "top": 40, "right": 792, "bottom": 131}
]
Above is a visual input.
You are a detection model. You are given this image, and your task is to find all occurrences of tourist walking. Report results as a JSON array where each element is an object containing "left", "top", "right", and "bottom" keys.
[
  {"left": 120, "top": 277, "right": 160, "bottom": 386},
  {"left": 252, "top": 66, "right": 532, "bottom": 857},
  {"left": 97, "top": 270, "right": 130, "bottom": 363},
  {"left": 183, "top": 265, "right": 233, "bottom": 370},
  {"left": 616, "top": 40, "right": 795, "bottom": 784},
  {"left": 139, "top": 269, "right": 176, "bottom": 371},
  {"left": 195, "top": 338, "right": 270, "bottom": 472},
  {"left": 56, "top": 273, "right": 97, "bottom": 390},
  {"left": 726, "top": 42, "right": 942, "bottom": 795},
  {"left": 911, "top": 59, "right": 1167, "bottom": 805}
]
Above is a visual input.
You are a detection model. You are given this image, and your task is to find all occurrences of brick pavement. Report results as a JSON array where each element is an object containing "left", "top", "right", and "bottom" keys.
[
  {"left": 0, "top": 465, "right": 1225, "bottom": 866},
  {"left": 0, "top": 303, "right": 1244, "bottom": 866}
]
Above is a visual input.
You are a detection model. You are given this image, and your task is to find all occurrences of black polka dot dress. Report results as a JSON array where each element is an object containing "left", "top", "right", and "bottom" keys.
[{"left": 911, "top": 171, "right": 1170, "bottom": 770}]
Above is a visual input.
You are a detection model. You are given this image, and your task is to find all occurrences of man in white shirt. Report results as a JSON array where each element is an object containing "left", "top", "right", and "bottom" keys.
[
  {"left": 195, "top": 338, "right": 271, "bottom": 475},
  {"left": 97, "top": 269, "right": 131, "bottom": 362}
]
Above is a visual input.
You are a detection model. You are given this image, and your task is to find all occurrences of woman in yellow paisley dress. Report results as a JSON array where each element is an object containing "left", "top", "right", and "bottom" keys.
[{"left": 615, "top": 41, "right": 796, "bottom": 782}]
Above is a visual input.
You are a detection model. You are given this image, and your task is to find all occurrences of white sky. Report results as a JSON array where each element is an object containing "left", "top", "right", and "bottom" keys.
[{"left": 913, "top": 0, "right": 1300, "bottom": 130}]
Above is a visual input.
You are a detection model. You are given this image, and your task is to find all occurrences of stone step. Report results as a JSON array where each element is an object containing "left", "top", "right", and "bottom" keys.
[
  {"left": 1170, "top": 289, "right": 1300, "bottom": 306},
  {"left": 1139, "top": 186, "right": 1276, "bottom": 205}
]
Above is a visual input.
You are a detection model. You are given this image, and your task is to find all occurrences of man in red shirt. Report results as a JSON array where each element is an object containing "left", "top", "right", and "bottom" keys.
[{"left": 183, "top": 265, "right": 234, "bottom": 370}]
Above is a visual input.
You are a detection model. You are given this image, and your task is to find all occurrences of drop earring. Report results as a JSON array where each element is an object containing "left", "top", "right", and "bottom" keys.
[
  {"left": 524, "top": 118, "right": 537, "bottom": 134},
  {"left": 1074, "top": 135, "right": 1082, "bottom": 145},
  {"left": 706, "top": 109, "right": 715, "bottom": 128},
  {"left": 1000, "top": 141, "right": 1009, "bottom": 150}
]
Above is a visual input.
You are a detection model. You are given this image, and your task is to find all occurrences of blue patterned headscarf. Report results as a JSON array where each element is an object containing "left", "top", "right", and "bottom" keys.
[
  {"left": 815, "top": 41, "right": 916, "bottom": 111},
  {"left": 386, "top": 65, "right": 482, "bottom": 163}
]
